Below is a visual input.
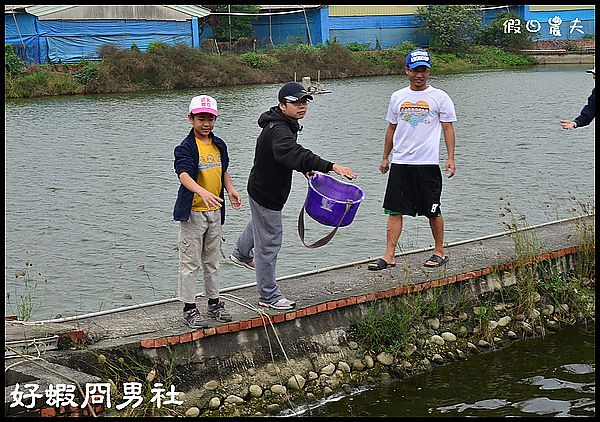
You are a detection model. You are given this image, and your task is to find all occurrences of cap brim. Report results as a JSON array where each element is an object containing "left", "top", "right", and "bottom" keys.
[
  {"left": 190, "top": 107, "right": 218, "bottom": 116},
  {"left": 585, "top": 69, "right": 595, "bottom": 74},
  {"left": 408, "top": 61, "right": 431, "bottom": 68},
  {"left": 284, "top": 92, "right": 313, "bottom": 102}
]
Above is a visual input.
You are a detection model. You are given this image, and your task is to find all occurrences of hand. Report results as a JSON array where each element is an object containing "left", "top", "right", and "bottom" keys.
[
  {"left": 332, "top": 164, "right": 357, "bottom": 180},
  {"left": 197, "top": 187, "right": 224, "bottom": 209},
  {"left": 445, "top": 158, "right": 456, "bottom": 178},
  {"left": 304, "top": 171, "right": 315, "bottom": 179},
  {"left": 379, "top": 158, "right": 390, "bottom": 174},
  {"left": 228, "top": 189, "right": 242, "bottom": 209},
  {"left": 560, "top": 120, "right": 576, "bottom": 130}
]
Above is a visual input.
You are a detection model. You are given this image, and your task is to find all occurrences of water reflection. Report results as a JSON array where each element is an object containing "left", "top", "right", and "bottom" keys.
[{"left": 298, "top": 324, "right": 594, "bottom": 417}]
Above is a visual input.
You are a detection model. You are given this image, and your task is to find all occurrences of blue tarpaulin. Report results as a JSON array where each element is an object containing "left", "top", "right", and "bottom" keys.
[{"left": 5, "top": 12, "right": 197, "bottom": 63}]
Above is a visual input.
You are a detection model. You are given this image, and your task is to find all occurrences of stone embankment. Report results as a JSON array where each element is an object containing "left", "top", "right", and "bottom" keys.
[{"left": 4, "top": 216, "right": 595, "bottom": 417}]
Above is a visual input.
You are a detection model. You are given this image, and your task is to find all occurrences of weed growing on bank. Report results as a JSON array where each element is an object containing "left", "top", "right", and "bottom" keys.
[
  {"left": 90, "top": 349, "right": 185, "bottom": 417},
  {"left": 6, "top": 260, "right": 48, "bottom": 321},
  {"left": 5, "top": 42, "right": 536, "bottom": 99}
]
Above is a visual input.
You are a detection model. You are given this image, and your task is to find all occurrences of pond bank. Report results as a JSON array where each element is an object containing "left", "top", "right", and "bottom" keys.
[{"left": 4, "top": 215, "right": 595, "bottom": 417}]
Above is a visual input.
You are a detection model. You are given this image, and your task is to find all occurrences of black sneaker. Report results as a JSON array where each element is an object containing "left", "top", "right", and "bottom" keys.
[
  {"left": 183, "top": 307, "right": 209, "bottom": 328},
  {"left": 207, "top": 301, "right": 233, "bottom": 323}
]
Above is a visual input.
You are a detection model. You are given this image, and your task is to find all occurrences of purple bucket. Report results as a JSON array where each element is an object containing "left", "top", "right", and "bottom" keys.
[{"left": 305, "top": 172, "right": 364, "bottom": 227}]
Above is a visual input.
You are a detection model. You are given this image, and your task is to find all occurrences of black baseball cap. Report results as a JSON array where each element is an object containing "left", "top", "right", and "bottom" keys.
[{"left": 278, "top": 82, "right": 313, "bottom": 103}]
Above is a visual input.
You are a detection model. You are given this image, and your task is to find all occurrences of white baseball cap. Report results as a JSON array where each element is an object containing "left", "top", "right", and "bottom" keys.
[{"left": 189, "top": 95, "right": 218, "bottom": 116}]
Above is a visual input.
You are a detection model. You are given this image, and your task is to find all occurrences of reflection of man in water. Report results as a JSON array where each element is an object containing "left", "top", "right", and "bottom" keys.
[{"left": 560, "top": 67, "right": 595, "bottom": 130}]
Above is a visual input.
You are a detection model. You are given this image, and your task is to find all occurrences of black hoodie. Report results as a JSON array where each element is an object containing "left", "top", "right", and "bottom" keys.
[{"left": 247, "top": 106, "right": 333, "bottom": 211}]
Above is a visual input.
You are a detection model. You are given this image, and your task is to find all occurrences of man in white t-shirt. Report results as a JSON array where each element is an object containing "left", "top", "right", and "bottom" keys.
[{"left": 368, "top": 49, "right": 457, "bottom": 271}]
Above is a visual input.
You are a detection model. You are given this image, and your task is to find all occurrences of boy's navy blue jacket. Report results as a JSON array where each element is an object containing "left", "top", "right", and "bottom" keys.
[{"left": 173, "top": 128, "right": 230, "bottom": 224}]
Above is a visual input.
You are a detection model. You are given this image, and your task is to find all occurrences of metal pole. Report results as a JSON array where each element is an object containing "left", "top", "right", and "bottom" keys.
[
  {"left": 302, "top": 6, "right": 312, "bottom": 45},
  {"left": 228, "top": 5, "right": 232, "bottom": 50}
]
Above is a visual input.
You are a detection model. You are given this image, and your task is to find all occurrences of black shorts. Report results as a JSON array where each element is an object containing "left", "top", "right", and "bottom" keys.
[{"left": 383, "top": 164, "right": 443, "bottom": 218}]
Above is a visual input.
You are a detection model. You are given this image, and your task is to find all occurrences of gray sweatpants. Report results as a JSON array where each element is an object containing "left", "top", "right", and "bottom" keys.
[
  {"left": 177, "top": 210, "right": 222, "bottom": 304},
  {"left": 232, "top": 196, "right": 285, "bottom": 303}
]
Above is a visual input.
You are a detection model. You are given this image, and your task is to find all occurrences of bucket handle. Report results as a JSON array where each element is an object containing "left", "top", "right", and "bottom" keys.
[{"left": 297, "top": 200, "right": 352, "bottom": 249}]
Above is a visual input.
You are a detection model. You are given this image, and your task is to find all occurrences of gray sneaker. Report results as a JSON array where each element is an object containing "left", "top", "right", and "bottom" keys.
[
  {"left": 183, "top": 307, "right": 209, "bottom": 329},
  {"left": 258, "top": 297, "right": 296, "bottom": 310},
  {"left": 207, "top": 301, "right": 232, "bottom": 323},
  {"left": 229, "top": 254, "right": 255, "bottom": 271}
]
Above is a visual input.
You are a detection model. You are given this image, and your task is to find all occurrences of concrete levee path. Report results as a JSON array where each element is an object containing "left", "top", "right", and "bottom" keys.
[{"left": 5, "top": 215, "right": 592, "bottom": 354}]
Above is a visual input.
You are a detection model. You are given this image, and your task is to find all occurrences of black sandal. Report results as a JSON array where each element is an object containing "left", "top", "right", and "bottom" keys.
[
  {"left": 423, "top": 254, "right": 449, "bottom": 268},
  {"left": 367, "top": 258, "right": 396, "bottom": 271}
]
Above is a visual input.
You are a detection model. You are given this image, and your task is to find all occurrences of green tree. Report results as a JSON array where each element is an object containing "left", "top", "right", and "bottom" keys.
[
  {"left": 415, "top": 5, "right": 483, "bottom": 54},
  {"left": 5, "top": 44, "right": 26, "bottom": 76},
  {"left": 478, "top": 11, "right": 538, "bottom": 51},
  {"left": 205, "top": 4, "right": 261, "bottom": 43}
]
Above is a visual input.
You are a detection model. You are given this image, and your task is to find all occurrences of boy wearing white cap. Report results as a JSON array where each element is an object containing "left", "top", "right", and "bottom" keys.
[
  {"left": 560, "top": 67, "right": 595, "bottom": 130},
  {"left": 173, "top": 95, "right": 242, "bottom": 328}
]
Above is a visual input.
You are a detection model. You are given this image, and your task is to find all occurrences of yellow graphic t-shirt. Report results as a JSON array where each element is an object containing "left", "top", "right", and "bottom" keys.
[{"left": 192, "top": 138, "right": 222, "bottom": 211}]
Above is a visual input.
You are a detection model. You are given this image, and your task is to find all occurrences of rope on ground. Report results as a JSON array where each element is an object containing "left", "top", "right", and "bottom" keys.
[
  {"left": 4, "top": 345, "right": 97, "bottom": 417},
  {"left": 220, "top": 293, "right": 313, "bottom": 416}
]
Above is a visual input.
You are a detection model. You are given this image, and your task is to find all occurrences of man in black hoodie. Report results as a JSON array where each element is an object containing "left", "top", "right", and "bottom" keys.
[{"left": 229, "top": 82, "right": 357, "bottom": 310}]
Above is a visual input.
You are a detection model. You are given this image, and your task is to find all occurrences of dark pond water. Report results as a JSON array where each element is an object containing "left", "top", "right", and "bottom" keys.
[{"left": 286, "top": 322, "right": 595, "bottom": 417}]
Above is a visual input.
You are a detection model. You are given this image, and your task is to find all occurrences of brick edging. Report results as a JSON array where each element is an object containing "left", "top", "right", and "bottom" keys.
[{"left": 140, "top": 245, "right": 586, "bottom": 349}]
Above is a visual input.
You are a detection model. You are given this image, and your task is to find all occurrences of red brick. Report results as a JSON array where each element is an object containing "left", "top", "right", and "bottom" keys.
[
  {"left": 336, "top": 298, "right": 347, "bottom": 308},
  {"left": 216, "top": 325, "right": 229, "bottom": 334},
  {"left": 296, "top": 309, "right": 307, "bottom": 318},
  {"left": 41, "top": 407, "right": 57, "bottom": 417},
  {"left": 167, "top": 335, "right": 180, "bottom": 345},
  {"left": 375, "top": 291, "right": 385, "bottom": 299},
  {"left": 285, "top": 311, "right": 296, "bottom": 321},
  {"left": 179, "top": 332, "right": 192, "bottom": 343},
  {"left": 317, "top": 303, "right": 327, "bottom": 313},
  {"left": 456, "top": 273, "right": 468, "bottom": 282},
  {"left": 228, "top": 322, "right": 240, "bottom": 332},
  {"left": 346, "top": 296, "right": 357, "bottom": 305},
  {"left": 60, "top": 329, "right": 86, "bottom": 345},
  {"left": 326, "top": 301, "right": 337, "bottom": 310},
  {"left": 272, "top": 313, "right": 285, "bottom": 323},
  {"left": 154, "top": 338, "right": 168, "bottom": 348},
  {"left": 239, "top": 320, "right": 251, "bottom": 330},
  {"left": 384, "top": 288, "right": 396, "bottom": 298},
  {"left": 306, "top": 306, "right": 317, "bottom": 315},
  {"left": 356, "top": 295, "right": 367, "bottom": 304},
  {"left": 479, "top": 267, "right": 492, "bottom": 276},
  {"left": 204, "top": 327, "right": 216, "bottom": 337},
  {"left": 364, "top": 293, "right": 376, "bottom": 302},
  {"left": 250, "top": 317, "right": 264, "bottom": 328},
  {"left": 192, "top": 330, "right": 205, "bottom": 340},
  {"left": 140, "top": 339, "right": 155, "bottom": 348}
]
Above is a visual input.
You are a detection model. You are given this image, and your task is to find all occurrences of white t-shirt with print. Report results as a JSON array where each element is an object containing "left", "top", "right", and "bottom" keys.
[{"left": 385, "top": 85, "right": 457, "bottom": 165}]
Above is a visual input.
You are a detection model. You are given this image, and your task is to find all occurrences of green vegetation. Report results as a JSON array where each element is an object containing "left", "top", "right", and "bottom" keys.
[
  {"left": 415, "top": 4, "right": 483, "bottom": 54},
  {"left": 478, "top": 11, "right": 538, "bottom": 51},
  {"left": 6, "top": 261, "right": 48, "bottom": 321},
  {"left": 4, "top": 40, "right": 537, "bottom": 99},
  {"left": 207, "top": 4, "right": 261, "bottom": 43},
  {"left": 93, "top": 348, "right": 184, "bottom": 417}
]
